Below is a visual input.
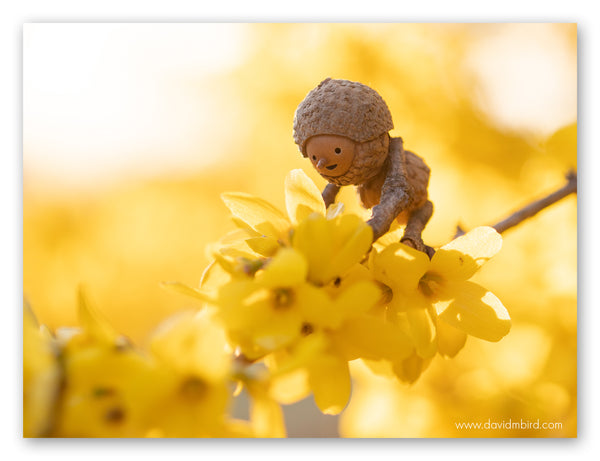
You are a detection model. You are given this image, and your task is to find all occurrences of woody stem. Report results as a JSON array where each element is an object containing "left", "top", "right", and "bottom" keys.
[{"left": 454, "top": 170, "right": 577, "bottom": 238}]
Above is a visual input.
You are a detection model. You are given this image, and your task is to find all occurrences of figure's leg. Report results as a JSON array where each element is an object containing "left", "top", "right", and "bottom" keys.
[{"left": 401, "top": 200, "right": 434, "bottom": 258}]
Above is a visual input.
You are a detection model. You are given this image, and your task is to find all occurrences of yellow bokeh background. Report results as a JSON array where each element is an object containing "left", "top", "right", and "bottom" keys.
[{"left": 23, "top": 23, "right": 577, "bottom": 437}]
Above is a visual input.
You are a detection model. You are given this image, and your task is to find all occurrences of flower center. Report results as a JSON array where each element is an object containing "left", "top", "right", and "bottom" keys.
[
  {"left": 300, "top": 322, "right": 314, "bottom": 336},
  {"left": 418, "top": 272, "right": 443, "bottom": 299},
  {"left": 272, "top": 288, "right": 295, "bottom": 309},
  {"left": 180, "top": 376, "right": 208, "bottom": 400},
  {"left": 93, "top": 387, "right": 116, "bottom": 398},
  {"left": 104, "top": 406, "right": 126, "bottom": 424},
  {"left": 239, "top": 257, "right": 266, "bottom": 276}
]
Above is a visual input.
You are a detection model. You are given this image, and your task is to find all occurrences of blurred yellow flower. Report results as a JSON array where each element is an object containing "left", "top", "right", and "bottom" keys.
[
  {"left": 53, "top": 340, "right": 157, "bottom": 437},
  {"left": 23, "top": 302, "right": 61, "bottom": 437},
  {"left": 243, "top": 376, "right": 287, "bottom": 438},
  {"left": 51, "top": 291, "right": 160, "bottom": 437},
  {"left": 144, "top": 309, "right": 260, "bottom": 437}
]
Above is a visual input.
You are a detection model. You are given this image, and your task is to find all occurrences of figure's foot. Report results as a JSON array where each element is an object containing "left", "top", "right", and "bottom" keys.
[{"left": 400, "top": 237, "right": 435, "bottom": 259}]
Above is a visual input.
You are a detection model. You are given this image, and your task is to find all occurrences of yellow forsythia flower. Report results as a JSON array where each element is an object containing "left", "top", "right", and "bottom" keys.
[{"left": 369, "top": 226, "right": 511, "bottom": 382}]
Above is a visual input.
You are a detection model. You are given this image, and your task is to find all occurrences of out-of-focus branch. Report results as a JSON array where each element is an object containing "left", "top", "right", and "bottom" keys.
[{"left": 454, "top": 170, "right": 577, "bottom": 238}]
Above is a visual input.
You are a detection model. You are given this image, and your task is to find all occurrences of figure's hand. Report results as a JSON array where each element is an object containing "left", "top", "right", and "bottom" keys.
[
  {"left": 401, "top": 236, "right": 435, "bottom": 259},
  {"left": 322, "top": 183, "right": 341, "bottom": 208},
  {"left": 367, "top": 185, "right": 410, "bottom": 242}
]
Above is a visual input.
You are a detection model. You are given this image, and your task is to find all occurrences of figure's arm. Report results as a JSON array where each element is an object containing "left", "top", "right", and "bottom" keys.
[
  {"left": 367, "top": 137, "right": 412, "bottom": 241},
  {"left": 322, "top": 183, "right": 341, "bottom": 208}
]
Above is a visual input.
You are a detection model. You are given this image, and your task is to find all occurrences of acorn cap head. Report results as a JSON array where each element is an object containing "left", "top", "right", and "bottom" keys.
[{"left": 293, "top": 78, "right": 394, "bottom": 156}]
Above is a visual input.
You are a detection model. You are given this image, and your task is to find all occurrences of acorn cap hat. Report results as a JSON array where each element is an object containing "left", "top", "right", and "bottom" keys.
[{"left": 293, "top": 78, "right": 394, "bottom": 156}]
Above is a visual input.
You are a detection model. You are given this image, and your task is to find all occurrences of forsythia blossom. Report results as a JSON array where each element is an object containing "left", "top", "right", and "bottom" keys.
[{"left": 367, "top": 227, "right": 511, "bottom": 382}]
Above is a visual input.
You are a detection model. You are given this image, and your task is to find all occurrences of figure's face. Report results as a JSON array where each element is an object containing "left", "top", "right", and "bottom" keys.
[{"left": 305, "top": 135, "right": 356, "bottom": 177}]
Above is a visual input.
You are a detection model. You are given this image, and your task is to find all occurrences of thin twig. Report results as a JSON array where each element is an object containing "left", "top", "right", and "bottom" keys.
[{"left": 454, "top": 170, "right": 577, "bottom": 238}]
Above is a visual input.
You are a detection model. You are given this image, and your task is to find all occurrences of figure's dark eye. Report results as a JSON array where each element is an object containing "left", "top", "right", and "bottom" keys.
[
  {"left": 312, "top": 155, "right": 317, "bottom": 160},
  {"left": 334, "top": 147, "right": 342, "bottom": 154}
]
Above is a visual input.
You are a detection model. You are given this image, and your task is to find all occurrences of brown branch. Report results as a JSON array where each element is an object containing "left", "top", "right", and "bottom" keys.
[{"left": 454, "top": 170, "right": 577, "bottom": 238}]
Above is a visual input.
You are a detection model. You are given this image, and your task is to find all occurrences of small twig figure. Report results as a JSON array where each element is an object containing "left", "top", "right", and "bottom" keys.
[{"left": 293, "top": 78, "right": 433, "bottom": 256}]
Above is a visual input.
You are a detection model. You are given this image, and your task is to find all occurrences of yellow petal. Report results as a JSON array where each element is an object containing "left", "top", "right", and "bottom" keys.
[
  {"left": 230, "top": 216, "right": 262, "bottom": 238},
  {"left": 404, "top": 306, "right": 437, "bottom": 359},
  {"left": 436, "top": 319, "right": 468, "bottom": 358},
  {"left": 23, "top": 303, "right": 61, "bottom": 437},
  {"left": 330, "top": 280, "right": 381, "bottom": 325},
  {"left": 435, "top": 281, "right": 511, "bottom": 342},
  {"left": 370, "top": 242, "right": 430, "bottom": 294},
  {"left": 307, "top": 352, "right": 351, "bottom": 415},
  {"left": 245, "top": 236, "right": 279, "bottom": 257},
  {"left": 218, "top": 245, "right": 259, "bottom": 260},
  {"left": 292, "top": 213, "right": 333, "bottom": 283},
  {"left": 360, "top": 358, "right": 397, "bottom": 379},
  {"left": 326, "top": 202, "right": 345, "bottom": 219},
  {"left": 334, "top": 314, "right": 413, "bottom": 362},
  {"left": 267, "top": 333, "right": 327, "bottom": 377},
  {"left": 212, "top": 252, "right": 237, "bottom": 275},
  {"left": 268, "top": 368, "right": 311, "bottom": 405},
  {"left": 392, "top": 352, "right": 432, "bottom": 384},
  {"left": 199, "top": 259, "right": 232, "bottom": 296},
  {"left": 285, "top": 169, "right": 326, "bottom": 224},
  {"left": 219, "top": 227, "right": 259, "bottom": 245},
  {"left": 150, "top": 310, "right": 230, "bottom": 382},
  {"left": 229, "top": 332, "right": 269, "bottom": 361},
  {"left": 323, "top": 263, "right": 374, "bottom": 298},
  {"left": 372, "top": 222, "right": 404, "bottom": 250},
  {"left": 293, "top": 283, "right": 335, "bottom": 328},
  {"left": 252, "top": 307, "right": 304, "bottom": 352},
  {"left": 77, "top": 287, "right": 118, "bottom": 344},
  {"left": 256, "top": 248, "right": 308, "bottom": 288},
  {"left": 216, "top": 282, "right": 272, "bottom": 330},
  {"left": 293, "top": 213, "right": 372, "bottom": 285},
  {"left": 247, "top": 380, "right": 287, "bottom": 438},
  {"left": 137, "top": 372, "right": 231, "bottom": 437},
  {"left": 430, "top": 226, "right": 502, "bottom": 281},
  {"left": 327, "top": 214, "right": 373, "bottom": 282},
  {"left": 159, "top": 281, "right": 214, "bottom": 304},
  {"left": 296, "top": 281, "right": 379, "bottom": 331},
  {"left": 221, "top": 192, "right": 289, "bottom": 239}
]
